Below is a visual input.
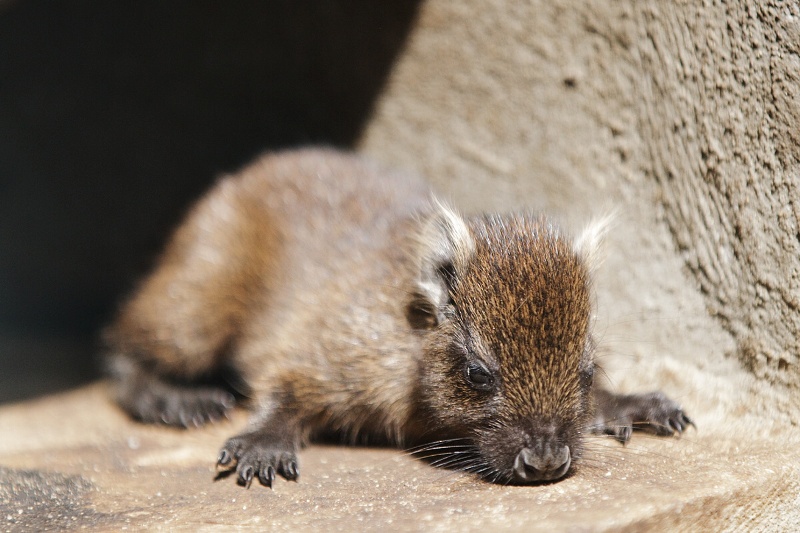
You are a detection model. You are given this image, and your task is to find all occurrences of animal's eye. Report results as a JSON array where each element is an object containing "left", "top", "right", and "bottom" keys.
[{"left": 465, "top": 362, "right": 495, "bottom": 391}]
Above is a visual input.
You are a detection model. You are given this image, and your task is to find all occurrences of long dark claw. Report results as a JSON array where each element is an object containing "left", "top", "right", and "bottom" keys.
[
  {"left": 217, "top": 449, "right": 232, "bottom": 467},
  {"left": 239, "top": 465, "right": 254, "bottom": 488},
  {"left": 219, "top": 392, "right": 236, "bottom": 409},
  {"left": 284, "top": 460, "right": 299, "bottom": 481},
  {"left": 618, "top": 425, "right": 632, "bottom": 445},
  {"left": 259, "top": 465, "right": 275, "bottom": 487}
]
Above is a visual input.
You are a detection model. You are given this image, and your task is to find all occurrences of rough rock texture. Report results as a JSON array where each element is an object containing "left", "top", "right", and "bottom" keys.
[
  {"left": 2, "top": 0, "right": 800, "bottom": 530},
  {"left": 633, "top": 2, "right": 800, "bottom": 408}
]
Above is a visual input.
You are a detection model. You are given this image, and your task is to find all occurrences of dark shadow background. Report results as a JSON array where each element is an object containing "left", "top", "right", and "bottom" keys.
[{"left": 0, "top": 0, "right": 421, "bottom": 403}]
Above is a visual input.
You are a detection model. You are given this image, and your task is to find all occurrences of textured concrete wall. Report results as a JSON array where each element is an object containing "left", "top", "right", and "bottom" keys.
[{"left": 634, "top": 2, "right": 800, "bottom": 406}]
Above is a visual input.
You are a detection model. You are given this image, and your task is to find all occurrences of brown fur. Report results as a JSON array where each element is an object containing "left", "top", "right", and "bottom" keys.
[{"left": 104, "top": 148, "right": 692, "bottom": 488}]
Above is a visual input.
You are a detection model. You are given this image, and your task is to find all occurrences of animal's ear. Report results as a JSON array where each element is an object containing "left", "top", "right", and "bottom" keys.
[
  {"left": 573, "top": 212, "right": 615, "bottom": 274},
  {"left": 407, "top": 199, "right": 475, "bottom": 328}
]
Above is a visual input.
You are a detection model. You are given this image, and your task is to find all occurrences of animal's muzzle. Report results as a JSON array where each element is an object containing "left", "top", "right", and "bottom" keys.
[{"left": 512, "top": 445, "right": 571, "bottom": 483}]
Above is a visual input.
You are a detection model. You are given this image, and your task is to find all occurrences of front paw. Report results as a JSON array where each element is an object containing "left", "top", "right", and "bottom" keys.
[
  {"left": 217, "top": 432, "right": 299, "bottom": 488},
  {"left": 629, "top": 391, "right": 694, "bottom": 437},
  {"left": 596, "top": 390, "right": 694, "bottom": 444}
]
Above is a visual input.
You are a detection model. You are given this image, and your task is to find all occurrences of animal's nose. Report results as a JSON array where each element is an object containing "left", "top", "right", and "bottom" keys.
[{"left": 512, "top": 445, "right": 571, "bottom": 483}]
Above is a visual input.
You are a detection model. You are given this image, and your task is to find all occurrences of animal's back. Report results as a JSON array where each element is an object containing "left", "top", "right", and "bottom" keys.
[
  {"left": 229, "top": 149, "right": 434, "bottom": 444},
  {"left": 105, "top": 148, "right": 430, "bottom": 432}
]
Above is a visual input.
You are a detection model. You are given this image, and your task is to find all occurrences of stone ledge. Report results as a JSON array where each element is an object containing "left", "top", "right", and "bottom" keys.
[{"left": 1, "top": 385, "right": 797, "bottom": 531}]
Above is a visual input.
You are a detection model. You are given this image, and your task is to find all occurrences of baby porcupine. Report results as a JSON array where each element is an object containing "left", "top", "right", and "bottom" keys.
[{"left": 104, "top": 148, "right": 693, "bottom": 488}]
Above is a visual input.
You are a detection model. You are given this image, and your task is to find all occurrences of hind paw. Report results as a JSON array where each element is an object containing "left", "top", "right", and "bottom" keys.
[
  {"left": 156, "top": 387, "right": 235, "bottom": 428},
  {"left": 119, "top": 379, "right": 235, "bottom": 428}
]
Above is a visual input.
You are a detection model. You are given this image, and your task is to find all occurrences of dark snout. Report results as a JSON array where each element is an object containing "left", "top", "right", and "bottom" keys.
[{"left": 512, "top": 444, "right": 571, "bottom": 483}]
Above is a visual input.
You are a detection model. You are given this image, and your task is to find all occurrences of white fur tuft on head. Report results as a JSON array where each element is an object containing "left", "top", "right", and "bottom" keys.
[
  {"left": 414, "top": 198, "right": 476, "bottom": 311},
  {"left": 573, "top": 212, "right": 616, "bottom": 274}
]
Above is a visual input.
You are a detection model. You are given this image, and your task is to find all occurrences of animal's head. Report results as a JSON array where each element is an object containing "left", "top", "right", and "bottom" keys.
[{"left": 410, "top": 201, "right": 609, "bottom": 483}]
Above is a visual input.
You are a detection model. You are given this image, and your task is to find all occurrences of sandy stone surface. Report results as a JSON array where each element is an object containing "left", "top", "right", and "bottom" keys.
[{"left": 1, "top": 385, "right": 798, "bottom": 532}]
